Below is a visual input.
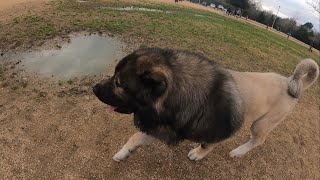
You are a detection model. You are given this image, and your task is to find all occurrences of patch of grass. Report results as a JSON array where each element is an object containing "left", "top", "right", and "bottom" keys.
[
  {"left": 0, "top": 64, "right": 8, "bottom": 81},
  {"left": 67, "top": 79, "right": 74, "bottom": 85},
  {"left": 110, "top": 2, "right": 318, "bottom": 74},
  {"left": 13, "top": 17, "right": 20, "bottom": 24},
  {"left": 0, "top": 68, "right": 3, "bottom": 81},
  {"left": 22, "top": 15, "right": 59, "bottom": 38},
  {"left": 139, "top": 44, "right": 148, "bottom": 49},
  {"left": 21, "top": 81, "right": 28, "bottom": 88},
  {"left": 11, "top": 86, "right": 19, "bottom": 91},
  {"left": 0, "top": 0, "right": 319, "bottom": 76},
  {"left": 72, "top": 18, "right": 130, "bottom": 33},
  {"left": 0, "top": 14, "right": 60, "bottom": 51}
]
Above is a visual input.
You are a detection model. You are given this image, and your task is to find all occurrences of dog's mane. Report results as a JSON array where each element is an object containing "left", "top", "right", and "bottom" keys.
[{"left": 134, "top": 49, "right": 244, "bottom": 145}]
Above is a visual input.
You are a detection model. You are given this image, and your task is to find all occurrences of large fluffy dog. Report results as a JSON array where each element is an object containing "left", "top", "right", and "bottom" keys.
[{"left": 93, "top": 48, "right": 319, "bottom": 161}]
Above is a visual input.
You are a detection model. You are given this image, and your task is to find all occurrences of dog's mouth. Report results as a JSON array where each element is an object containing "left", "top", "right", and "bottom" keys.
[
  {"left": 107, "top": 105, "right": 133, "bottom": 114},
  {"left": 92, "top": 83, "right": 134, "bottom": 114}
]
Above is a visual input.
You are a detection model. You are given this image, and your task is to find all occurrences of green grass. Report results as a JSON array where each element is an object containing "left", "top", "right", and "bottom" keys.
[
  {"left": 14, "top": 15, "right": 59, "bottom": 38},
  {"left": 0, "top": 0, "right": 318, "bottom": 76},
  {"left": 72, "top": 18, "right": 130, "bottom": 33},
  {"left": 67, "top": 79, "right": 74, "bottom": 85},
  {"left": 0, "top": 66, "right": 4, "bottom": 81},
  {"left": 0, "top": 15, "right": 60, "bottom": 50},
  {"left": 53, "top": 0, "right": 319, "bottom": 74}
]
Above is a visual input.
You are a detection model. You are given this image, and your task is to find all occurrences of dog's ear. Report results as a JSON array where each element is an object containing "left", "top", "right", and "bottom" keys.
[{"left": 139, "top": 70, "right": 167, "bottom": 97}]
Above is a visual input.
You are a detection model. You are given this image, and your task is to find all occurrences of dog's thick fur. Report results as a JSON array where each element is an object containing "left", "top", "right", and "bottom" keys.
[{"left": 93, "top": 48, "right": 319, "bottom": 161}]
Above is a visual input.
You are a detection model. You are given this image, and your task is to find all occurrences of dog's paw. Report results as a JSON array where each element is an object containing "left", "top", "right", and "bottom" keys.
[
  {"left": 188, "top": 146, "right": 206, "bottom": 161},
  {"left": 113, "top": 148, "right": 130, "bottom": 162},
  {"left": 229, "top": 148, "right": 245, "bottom": 158}
]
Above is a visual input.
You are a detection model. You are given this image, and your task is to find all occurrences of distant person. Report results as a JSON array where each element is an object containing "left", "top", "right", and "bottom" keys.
[
  {"left": 226, "top": 7, "right": 231, "bottom": 15},
  {"left": 308, "top": 41, "right": 314, "bottom": 52},
  {"left": 287, "top": 33, "right": 291, "bottom": 39},
  {"left": 175, "top": 0, "right": 178, "bottom": 3},
  {"left": 236, "top": 9, "right": 242, "bottom": 18}
]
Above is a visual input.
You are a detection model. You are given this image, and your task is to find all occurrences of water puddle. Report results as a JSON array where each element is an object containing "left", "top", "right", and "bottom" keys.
[{"left": 4, "top": 34, "right": 125, "bottom": 79}]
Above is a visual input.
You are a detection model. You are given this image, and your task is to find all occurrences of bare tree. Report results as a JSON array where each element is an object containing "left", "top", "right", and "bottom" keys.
[
  {"left": 277, "top": 17, "right": 297, "bottom": 33},
  {"left": 310, "top": 32, "right": 320, "bottom": 43},
  {"left": 306, "top": 0, "right": 320, "bottom": 13}
]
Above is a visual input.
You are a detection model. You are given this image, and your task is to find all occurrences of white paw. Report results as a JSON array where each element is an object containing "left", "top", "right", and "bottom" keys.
[
  {"left": 112, "top": 148, "right": 130, "bottom": 162},
  {"left": 229, "top": 148, "right": 245, "bottom": 158},
  {"left": 188, "top": 146, "right": 206, "bottom": 161}
]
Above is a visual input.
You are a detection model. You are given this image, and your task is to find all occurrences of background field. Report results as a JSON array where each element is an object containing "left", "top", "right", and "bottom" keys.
[{"left": 0, "top": 0, "right": 319, "bottom": 179}]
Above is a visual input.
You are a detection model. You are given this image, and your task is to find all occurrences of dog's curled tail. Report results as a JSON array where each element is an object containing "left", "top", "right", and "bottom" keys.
[{"left": 288, "top": 59, "right": 319, "bottom": 98}]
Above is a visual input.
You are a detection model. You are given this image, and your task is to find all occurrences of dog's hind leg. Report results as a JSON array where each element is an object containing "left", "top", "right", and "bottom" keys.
[
  {"left": 113, "top": 132, "right": 154, "bottom": 162},
  {"left": 229, "top": 107, "right": 292, "bottom": 158},
  {"left": 188, "top": 143, "right": 215, "bottom": 161}
]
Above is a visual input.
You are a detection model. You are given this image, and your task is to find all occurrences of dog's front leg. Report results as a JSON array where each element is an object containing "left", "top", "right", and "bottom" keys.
[
  {"left": 113, "top": 132, "right": 154, "bottom": 162},
  {"left": 188, "top": 143, "right": 215, "bottom": 161}
]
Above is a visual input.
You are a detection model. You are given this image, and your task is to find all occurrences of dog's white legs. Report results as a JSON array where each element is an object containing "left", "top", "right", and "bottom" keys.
[
  {"left": 113, "top": 132, "right": 154, "bottom": 162},
  {"left": 230, "top": 108, "right": 290, "bottom": 158},
  {"left": 229, "top": 136, "right": 265, "bottom": 158},
  {"left": 188, "top": 144, "right": 215, "bottom": 161}
]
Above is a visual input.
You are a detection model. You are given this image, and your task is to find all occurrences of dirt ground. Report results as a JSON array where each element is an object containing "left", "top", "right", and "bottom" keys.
[
  {"left": 0, "top": 0, "right": 44, "bottom": 10},
  {"left": 0, "top": 0, "right": 320, "bottom": 180},
  {"left": 0, "top": 0, "right": 47, "bottom": 23}
]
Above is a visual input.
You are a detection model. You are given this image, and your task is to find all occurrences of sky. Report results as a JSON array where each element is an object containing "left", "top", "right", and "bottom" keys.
[{"left": 260, "top": 0, "right": 320, "bottom": 32}]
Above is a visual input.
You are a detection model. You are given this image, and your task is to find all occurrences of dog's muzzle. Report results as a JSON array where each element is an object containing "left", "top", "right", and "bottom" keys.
[{"left": 92, "top": 83, "right": 134, "bottom": 114}]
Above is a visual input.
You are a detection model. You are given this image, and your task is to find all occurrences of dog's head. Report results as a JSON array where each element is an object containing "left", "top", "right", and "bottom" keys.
[{"left": 93, "top": 48, "right": 172, "bottom": 114}]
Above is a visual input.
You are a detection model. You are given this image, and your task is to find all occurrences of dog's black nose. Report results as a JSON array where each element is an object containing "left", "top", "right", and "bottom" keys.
[{"left": 92, "top": 84, "right": 100, "bottom": 95}]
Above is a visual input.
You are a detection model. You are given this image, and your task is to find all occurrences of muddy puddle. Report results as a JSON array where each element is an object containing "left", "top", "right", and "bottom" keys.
[{"left": 2, "top": 34, "right": 125, "bottom": 79}]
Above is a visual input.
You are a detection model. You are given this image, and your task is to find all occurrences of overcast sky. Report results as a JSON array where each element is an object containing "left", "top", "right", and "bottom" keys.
[{"left": 260, "top": 0, "right": 320, "bottom": 32}]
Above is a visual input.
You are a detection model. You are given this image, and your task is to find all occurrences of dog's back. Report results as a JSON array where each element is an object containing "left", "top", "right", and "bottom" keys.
[
  {"left": 229, "top": 59, "right": 319, "bottom": 124},
  {"left": 229, "top": 59, "right": 319, "bottom": 158}
]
